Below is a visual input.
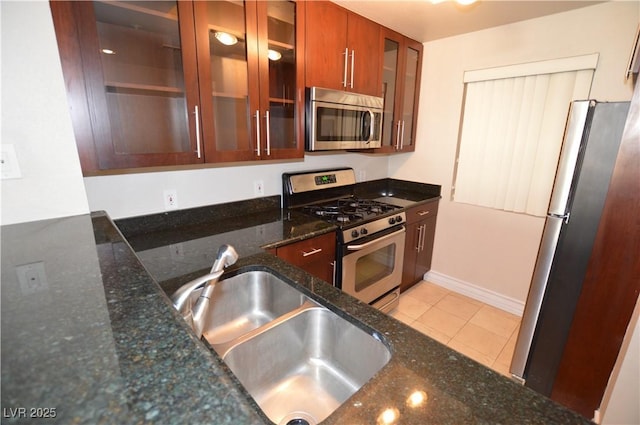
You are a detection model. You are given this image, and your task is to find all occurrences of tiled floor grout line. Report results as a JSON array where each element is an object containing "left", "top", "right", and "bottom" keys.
[{"left": 393, "top": 281, "right": 522, "bottom": 376}]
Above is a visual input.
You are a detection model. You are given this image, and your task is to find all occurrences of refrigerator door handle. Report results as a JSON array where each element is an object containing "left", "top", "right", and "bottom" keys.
[
  {"left": 548, "top": 212, "right": 571, "bottom": 224},
  {"left": 547, "top": 101, "right": 591, "bottom": 215}
]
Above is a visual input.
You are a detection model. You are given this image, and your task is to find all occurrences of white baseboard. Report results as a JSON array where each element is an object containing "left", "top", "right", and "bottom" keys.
[{"left": 424, "top": 270, "right": 525, "bottom": 317}]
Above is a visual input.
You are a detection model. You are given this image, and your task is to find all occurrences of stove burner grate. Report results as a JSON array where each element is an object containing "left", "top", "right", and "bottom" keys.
[{"left": 301, "top": 197, "right": 400, "bottom": 225}]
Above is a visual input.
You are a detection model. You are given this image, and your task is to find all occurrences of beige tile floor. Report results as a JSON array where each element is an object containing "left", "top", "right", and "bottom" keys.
[{"left": 390, "top": 280, "right": 521, "bottom": 376}]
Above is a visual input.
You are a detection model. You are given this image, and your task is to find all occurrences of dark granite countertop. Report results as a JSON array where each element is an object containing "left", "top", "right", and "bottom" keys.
[{"left": 1, "top": 180, "right": 592, "bottom": 425}]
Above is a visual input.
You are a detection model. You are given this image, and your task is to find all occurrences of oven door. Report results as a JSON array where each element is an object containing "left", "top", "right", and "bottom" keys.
[{"left": 341, "top": 226, "right": 405, "bottom": 306}]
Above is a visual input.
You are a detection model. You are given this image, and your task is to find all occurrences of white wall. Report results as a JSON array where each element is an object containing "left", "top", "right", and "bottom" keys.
[
  {"left": 85, "top": 153, "right": 389, "bottom": 219},
  {"left": 389, "top": 1, "right": 639, "bottom": 304},
  {"left": 0, "top": 1, "right": 90, "bottom": 225}
]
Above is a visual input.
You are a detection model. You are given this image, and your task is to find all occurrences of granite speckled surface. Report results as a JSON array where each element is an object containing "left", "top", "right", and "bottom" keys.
[{"left": 1, "top": 182, "right": 593, "bottom": 424}]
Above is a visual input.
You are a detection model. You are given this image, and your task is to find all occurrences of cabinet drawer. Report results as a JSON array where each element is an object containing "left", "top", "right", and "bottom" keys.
[
  {"left": 405, "top": 200, "right": 439, "bottom": 224},
  {"left": 277, "top": 233, "right": 335, "bottom": 266}
]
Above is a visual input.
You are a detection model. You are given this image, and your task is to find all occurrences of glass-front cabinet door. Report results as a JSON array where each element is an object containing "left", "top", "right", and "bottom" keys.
[
  {"left": 376, "top": 28, "right": 422, "bottom": 153},
  {"left": 381, "top": 36, "right": 400, "bottom": 151},
  {"left": 400, "top": 41, "right": 422, "bottom": 151},
  {"left": 194, "top": 0, "right": 257, "bottom": 162},
  {"left": 82, "top": 1, "right": 202, "bottom": 170},
  {"left": 262, "top": 1, "right": 301, "bottom": 158},
  {"left": 195, "top": 0, "right": 303, "bottom": 162}
]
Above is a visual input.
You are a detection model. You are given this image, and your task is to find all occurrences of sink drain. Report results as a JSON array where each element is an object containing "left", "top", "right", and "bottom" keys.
[{"left": 279, "top": 412, "right": 317, "bottom": 425}]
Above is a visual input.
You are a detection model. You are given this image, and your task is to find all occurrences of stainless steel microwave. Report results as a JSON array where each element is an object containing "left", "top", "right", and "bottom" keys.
[{"left": 306, "top": 87, "right": 383, "bottom": 151}]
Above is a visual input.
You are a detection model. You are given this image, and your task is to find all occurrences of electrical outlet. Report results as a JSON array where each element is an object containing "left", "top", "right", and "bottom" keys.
[
  {"left": 16, "top": 262, "right": 48, "bottom": 295},
  {"left": 164, "top": 189, "right": 178, "bottom": 210},
  {"left": 169, "top": 242, "right": 185, "bottom": 261},
  {"left": 254, "top": 180, "right": 264, "bottom": 196}
]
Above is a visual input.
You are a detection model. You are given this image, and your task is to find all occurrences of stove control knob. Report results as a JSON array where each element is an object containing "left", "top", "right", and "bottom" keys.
[
  {"left": 361, "top": 228, "right": 368, "bottom": 235},
  {"left": 395, "top": 215, "right": 403, "bottom": 223},
  {"left": 351, "top": 229, "right": 359, "bottom": 238},
  {"left": 388, "top": 217, "right": 397, "bottom": 225}
]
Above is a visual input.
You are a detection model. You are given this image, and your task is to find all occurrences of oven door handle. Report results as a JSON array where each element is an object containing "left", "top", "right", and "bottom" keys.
[{"left": 346, "top": 228, "right": 405, "bottom": 251}]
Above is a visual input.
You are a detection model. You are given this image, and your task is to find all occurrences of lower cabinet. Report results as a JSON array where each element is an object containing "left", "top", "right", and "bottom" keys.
[
  {"left": 401, "top": 201, "right": 438, "bottom": 292},
  {"left": 271, "top": 232, "right": 336, "bottom": 284}
]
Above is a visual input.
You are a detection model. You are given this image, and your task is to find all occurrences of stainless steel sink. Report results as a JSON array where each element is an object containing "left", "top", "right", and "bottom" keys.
[
  {"left": 195, "top": 269, "right": 391, "bottom": 424},
  {"left": 221, "top": 305, "right": 391, "bottom": 425},
  {"left": 198, "top": 270, "right": 308, "bottom": 345}
]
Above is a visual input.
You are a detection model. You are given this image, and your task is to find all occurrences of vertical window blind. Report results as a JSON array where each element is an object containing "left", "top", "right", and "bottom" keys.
[{"left": 453, "top": 54, "right": 598, "bottom": 217}]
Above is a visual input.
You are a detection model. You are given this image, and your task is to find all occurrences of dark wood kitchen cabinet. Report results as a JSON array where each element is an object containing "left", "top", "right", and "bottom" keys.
[
  {"left": 401, "top": 200, "right": 438, "bottom": 292},
  {"left": 305, "top": 1, "right": 380, "bottom": 97},
  {"left": 375, "top": 28, "right": 423, "bottom": 153},
  {"left": 50, "top": 0, "right": 304, "bottom": 175},
  {"left": 196, "top": 0, "right": 305, "bottom": 162},
  {"left": 272, "top": 232, "right": 336, "bottom": 284}
]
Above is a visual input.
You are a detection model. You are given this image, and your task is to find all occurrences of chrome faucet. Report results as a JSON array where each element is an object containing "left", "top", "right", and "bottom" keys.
[{"left": 171, "top": 244, "right": 238, "bottom": 338}]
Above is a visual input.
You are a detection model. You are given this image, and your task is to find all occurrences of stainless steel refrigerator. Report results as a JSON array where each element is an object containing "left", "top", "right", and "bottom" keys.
[{"left": 510, "top": 100, "right": 630, "bottom": 395}]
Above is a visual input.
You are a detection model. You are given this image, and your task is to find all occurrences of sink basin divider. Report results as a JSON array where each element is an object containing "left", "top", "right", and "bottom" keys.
[{"left": 212, "top": 299, "right": 323, "bottom": 358}]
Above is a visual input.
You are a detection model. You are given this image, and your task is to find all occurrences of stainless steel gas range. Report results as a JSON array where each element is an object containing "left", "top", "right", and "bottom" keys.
[{"left": 282, "top": 168, "right": 406, "bottom": 313}]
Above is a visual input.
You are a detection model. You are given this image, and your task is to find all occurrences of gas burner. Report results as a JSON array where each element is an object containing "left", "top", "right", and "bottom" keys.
[{"left": 301, "top": 197, "right": 400, "bottom": 226}]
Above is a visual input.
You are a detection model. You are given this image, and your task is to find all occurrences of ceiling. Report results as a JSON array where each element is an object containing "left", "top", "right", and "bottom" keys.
[{"left": 331, "top": 0, "right": 605, "bottom": 42}]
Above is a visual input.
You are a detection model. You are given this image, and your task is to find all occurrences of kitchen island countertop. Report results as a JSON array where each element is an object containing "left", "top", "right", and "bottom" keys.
[{"left": 1, "top": 180, "right": 593, "bottom": 424}]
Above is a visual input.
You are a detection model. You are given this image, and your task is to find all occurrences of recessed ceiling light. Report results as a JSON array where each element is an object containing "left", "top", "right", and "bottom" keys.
[
  {"left": 214, "top": 31, "right": 238, "bottom": 46},
  {"left": 268, "top": 49, "right": 282, "bottom": 61},
  {"left": 101, "top": 48, "right": 116, "bottom": 55}
]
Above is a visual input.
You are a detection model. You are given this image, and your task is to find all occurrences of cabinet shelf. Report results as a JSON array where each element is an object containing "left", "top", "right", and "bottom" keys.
[
  {"left": 212, "top": 91, "right": 249, "bottom": 100},
  {"left": 94, "top": 1, "right": 179, "bottom": 36},
  {"left": 105, "top": 81, "right": 185, "bottom": 95},
  {"left": 269, "top": 97, "right": 294, "bottom": 104},
  {"left": 268, "top": 39, "right": 294, "bottom": 51}
]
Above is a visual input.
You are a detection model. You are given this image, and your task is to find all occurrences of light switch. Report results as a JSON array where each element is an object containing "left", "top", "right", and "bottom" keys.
[{"left": 1, "top": 144, "right": 22, "bottom": 179}]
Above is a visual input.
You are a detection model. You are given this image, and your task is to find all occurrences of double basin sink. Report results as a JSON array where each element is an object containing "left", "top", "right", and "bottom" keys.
[{"left": 191, "top": 269, "right": 391, "bottom": 425}]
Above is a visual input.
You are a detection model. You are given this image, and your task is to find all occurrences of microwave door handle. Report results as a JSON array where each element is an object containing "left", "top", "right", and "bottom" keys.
[
  {"left": 361, "top": 109, "right": 373, "bottom": 143},
  {"left": 367, "top": 109, "right": 375, "bottom": 143}
]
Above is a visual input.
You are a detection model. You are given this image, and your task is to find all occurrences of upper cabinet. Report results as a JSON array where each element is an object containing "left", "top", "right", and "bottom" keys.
[
  {"left": 376, "top": 28, "right": 423, "bottom": 153},
  {"left": 195, "top": 0, "right": 304, "bottom": 162},
  {"left": 51, "top": 0, "right": 422, "bottom": 174},
  {"left": 51, "top": 0, "right": 304, "bottom": 175},
  {"left": 305, "top": 1, "right": 380, "bottom": 97}
]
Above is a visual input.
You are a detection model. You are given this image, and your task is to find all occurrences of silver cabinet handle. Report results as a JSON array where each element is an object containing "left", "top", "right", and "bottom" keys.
[
  {"left": 347, "top": 228, "right": 405, "bottom": 250},
  {"left": 342, "top": 47, "right": 349, "bottom": 87},
  {"left": 255, "top": 110, "right": 261, "bottom": 156},
  {"left": 350, "top": 49, "right": 355, "bottom": 89},
  {"left": 331, "top": 260, "right": 336, "bottom": 286},
  {"left": 265, "top": 110, "right": 271, "bottom": 156},
  {"left": 301, "top": 247, "right": 322, "bottom": 257},
  {"left": 400, "top": 120, "right": 406, "bottom": 149},
  {"left": 194, "top": 105, "right": 201, "bottom": 159},
  {"left": 417, "top": 210, "right": 430, "bottom": 216},
  {"left": 395, "top": 121, "right": 401, "bottom": 150},
  {"left": 419, "top": 224, "right": 427, "bottom": 251},
  {"left": 416, "top": 225, "right": 423, "bottom": 251}
]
